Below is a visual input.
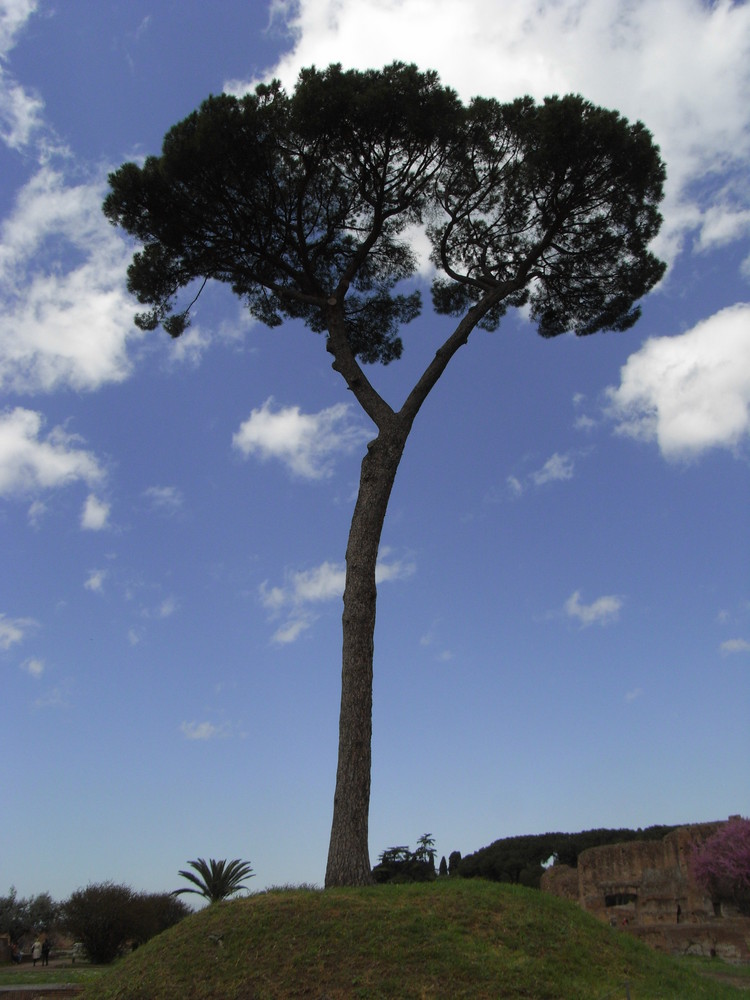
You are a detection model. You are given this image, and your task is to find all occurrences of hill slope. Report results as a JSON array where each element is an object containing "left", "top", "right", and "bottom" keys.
[{"left": 81, "top": 881, "right": 746, "bottom": 1000}]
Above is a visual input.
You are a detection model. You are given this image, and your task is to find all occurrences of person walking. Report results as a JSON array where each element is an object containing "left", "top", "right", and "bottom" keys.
[
  {"left": 41, "top": 938, "right": 50, "bottom": 966},
  {"left": 31, "top": 939, "right": 42, "bottom": 967}
]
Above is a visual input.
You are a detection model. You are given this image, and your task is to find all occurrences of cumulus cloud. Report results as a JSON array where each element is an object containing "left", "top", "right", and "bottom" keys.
[
  {"left": 0, "top": 167, "right": 143, "bottom": 394},
  {"left": 84, "top": 569, "right": 107, "bottom": 593},
  {"left": 0, "top": 0, "right": 45, "bottom": 150},
  {"left": 80, "top": 494, "right": 110, "bottom": 531},
  {"left": 156, "top": 596, "right": 178, "bottom": 619},
  {"left": 606, "top": 304, "right": 750, "bottom": 460},
  {"left": 720, "top": 638, "right": 750, "bottom": 656},
  {"left": 531, "top": 452, "right": 575, "bottom": 487},
  {"left": 565, "top": 590, "right": 623, "bottom": 627},
  {"left": 0, "top": 612, "right": 36, "bottom": 650},
  {"left": 180, "top": 720, "right": 230, "bottom": 741},
  {"left": 0, "top": 407, "right": 103, "bottom": 497},
  {"left": 143, "top": 485, "right": 184, "bottom": 513},
  {"left": 137, "top": 595, "right": 179, "bottom": 621},
  {"left": 260, "top": 550, "right": 415, "bottom": 643},
  {"left": 229, "top": 0, "right": 750, "bottom": 265},
  {"left": 507, "top": 451, "right": 576, "bottom": 496},
  {"left": 21, "top": 656, "right": 44, "bottom": 678},
  {"left": 0, "top": 8, "right": 143, "bottom": 397},
  {"left": 233, "top": 398, "right": 371, "bottom": 479}
]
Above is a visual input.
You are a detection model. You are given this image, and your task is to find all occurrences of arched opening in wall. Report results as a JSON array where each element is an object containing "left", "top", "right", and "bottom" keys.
[{"left": 605, "top": 892, "right": 638, "bottom": 908}]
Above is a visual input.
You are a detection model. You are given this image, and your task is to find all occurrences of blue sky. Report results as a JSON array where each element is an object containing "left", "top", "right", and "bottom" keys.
[{"left": 1, "top": 0, "right": 748, "bottom": 904}]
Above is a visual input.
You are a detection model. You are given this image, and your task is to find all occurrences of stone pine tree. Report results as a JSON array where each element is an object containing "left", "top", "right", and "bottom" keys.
[{"left": 104, "top": 63, "right": 666, "bottom": 887}]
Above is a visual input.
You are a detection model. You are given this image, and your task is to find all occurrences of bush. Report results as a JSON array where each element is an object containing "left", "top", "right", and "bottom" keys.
[
  {"left": 62, "top": 883, "right": 189, "bottom": 963},
  {"left": 63, "top": 882, "right": 137, "bottom": 964},
  {"left": 130, "top": 892, "right": 190, "bottom": 945}
]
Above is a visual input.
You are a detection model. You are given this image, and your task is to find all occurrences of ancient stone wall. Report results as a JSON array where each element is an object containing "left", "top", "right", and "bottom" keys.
[
  {"left": 539, "top": 863, "right": 578, "bottom": 903},
  {"left": 540, "top": 818, "right": 750, "bottom": 960}
]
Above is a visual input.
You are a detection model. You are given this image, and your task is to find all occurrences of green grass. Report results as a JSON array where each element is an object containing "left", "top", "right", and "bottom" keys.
[
  {"left": 0, "top": 965, "right": 105, "bottom": 987},
  {"left": 74, "top": 880, "right": 747, "bottom": 999}
]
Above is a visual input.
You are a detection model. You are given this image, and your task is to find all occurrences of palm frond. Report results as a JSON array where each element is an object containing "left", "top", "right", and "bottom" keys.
[{"left": 172, "top": 857, "right": 255, "bottom": 903}]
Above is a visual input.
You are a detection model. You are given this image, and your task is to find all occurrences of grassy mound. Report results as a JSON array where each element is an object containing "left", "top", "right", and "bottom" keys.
[{"left": 81, "top": 880, "right": 746, "bottom": 999}]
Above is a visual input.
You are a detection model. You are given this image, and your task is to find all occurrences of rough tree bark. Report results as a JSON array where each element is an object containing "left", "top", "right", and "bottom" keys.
[
  {"left": 325, "top": 426, "right": 407, "bottom": 886},
  {"left": 323, "top": 294, "right": 505, "bottom": 887}
]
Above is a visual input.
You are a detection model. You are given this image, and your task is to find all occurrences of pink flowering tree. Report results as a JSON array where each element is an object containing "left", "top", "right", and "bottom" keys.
[{"left": 691, "top": 817, "right": 750, "bottom": 915}]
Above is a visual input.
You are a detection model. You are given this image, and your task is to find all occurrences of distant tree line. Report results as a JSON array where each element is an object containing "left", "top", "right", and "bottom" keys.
[
  {"left": 1, "top": 857, "right": 254, "bottom": 965},
  {"left": 457, "top": 826, "right": 679, "bottom": 889},
  {"left": 0, "top": 883, "right": 190, "bottom": 965}
]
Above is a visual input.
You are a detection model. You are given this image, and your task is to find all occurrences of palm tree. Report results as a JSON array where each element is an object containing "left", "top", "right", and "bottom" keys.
[{"left": 172, "top": 858, "right": 254, "bottom": 903}]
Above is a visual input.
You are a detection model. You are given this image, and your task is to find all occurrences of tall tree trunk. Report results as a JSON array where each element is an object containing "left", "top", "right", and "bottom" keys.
[{"left": 325, "top": 424, "right": 407, "bottom": 887}]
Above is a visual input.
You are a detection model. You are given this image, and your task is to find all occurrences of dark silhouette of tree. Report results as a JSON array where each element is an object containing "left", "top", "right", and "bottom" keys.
[
  {"left": 372, "top": 836, "right": 437, "bottom": 883},
  {"left": 415, "top": 833, "right": 437, "bottom": 871},
  {"left": 439, "top": 855, "right": 449, "bottom": 878},
  {"left": 172, "top": 858, "right": 255, "bottom": 904},
  {"left": 104, "top": 62, "right": 666, "bottom": 887},
  {"left": 62, "top": 883, "right": 136, "bottom": 964},
  {"left": 62, "top": 883, "right": 189, "bottom": 963}
]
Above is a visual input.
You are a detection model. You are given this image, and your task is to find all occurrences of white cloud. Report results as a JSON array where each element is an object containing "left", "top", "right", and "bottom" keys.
[
  {"left": 232, "top": 0, "right": 750, "bottom": 266},
  {"left": 565, "top": 590, "right": 623, "bottom": 627},
  {"left": 0, "top": 0, "right": 45, "bottom": 150},
  {"left": 261, "top": 552, "right": 415, "bottom": 643},
  {"left": 0, "top": 74, "right": 44, "bottom": 149},
  {"left": 80, "top": 494, "right": 110, "bottom": 531},
  {"left": 233, "top": 398, "right": 371, "bottom": 479},
  {"left": 180, "top": 720, "right": 230, "bottom": 741},
  {"left": 144, "top": 485, "right": 184, "bottom": 514},
  {"left": 271, "top": 614, "right": 315, "bottom": 645},
  {"left": 0, "top": 0, "right": 38, "bottom": 53},
  {"left": 0, "top": 5, "right": 145, "bottom": 396},
  {"left": 0, "top": 167, "right": 143, "bottom": 394},
  {"left": 27, "top": 498, "right": 46, "bottom": 526},
  {"left": 84, "top": 569, "right": 107, "bottom": 593},
  {"left": 506, "top": 475, "right": 524, "bottom": 498},
  {"left": 606, "top": 304, "right": 750, "bottom": 460},
  {"left": 420, "top": 625, "right": 454, "bottom": 663},
  {"left": 574, "top": 415, "right": 597, "bottom": 433},
  {"left": 720, "top": 638, "right": 750, "bottom": 656},
  {"left": 697, "top": 207, "right": 750, "bottom": 253},
  {"left": 507, "top": 451, "right": 576, "bottom": 496},
  {"left": 261, "top": 561, "right": 346, "bottom": 609},
  {"left": 138, "top": 595, "right": 179, "bottom": 621},
  {"left": 531, "top": 452, "right": 575, "bottom": 487},
  {"left": 625, "top": 687, "right": 643, "bottom": 703},
  {"left": 0, "top": 612, "right": 36, "bottom": 650},
  {"left": 21, "top": 656, "right": 44, "bottom": 678},
  {"left": 0, "top": 407, "right": 103, "bottom": 497},
  {"left": 157, "top": 596, "right": 178, "bottom": 619}
]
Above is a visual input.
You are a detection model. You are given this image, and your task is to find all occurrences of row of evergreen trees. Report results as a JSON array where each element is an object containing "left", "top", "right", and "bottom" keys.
[{"left": 374, "top": 826, "right": 679, "bottom": 888}]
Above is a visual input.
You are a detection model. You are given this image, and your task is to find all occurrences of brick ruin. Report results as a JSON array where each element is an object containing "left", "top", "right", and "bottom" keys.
[{"left": 540, "top": 818, "right": 750, "bottom": 962}]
